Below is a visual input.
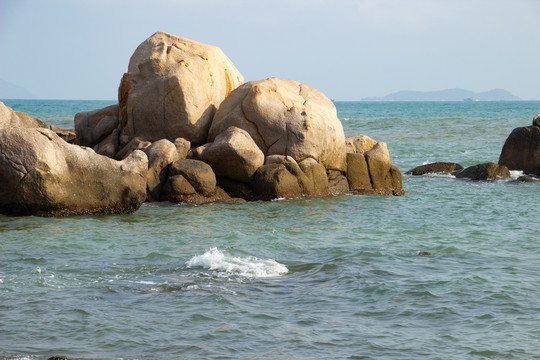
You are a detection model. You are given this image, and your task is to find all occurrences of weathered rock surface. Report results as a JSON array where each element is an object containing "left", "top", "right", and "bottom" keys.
[
  {"left": 498, "top": 125, "right": 540, "bottom": 176},
  {"left": 0, "top": 102, "right": 47, "bottom": 129},
  {"left": 208, "top": 78, "right": 347, "bottom": 172},
  {"left": 161, "top": 159, "right": 241, "bottom": 204},
  {"left": 346, "top": 142, "right": 404, "bottom": 196},
  {"left": 115, "top": 136, "right": 151, "bottom": 160},
  {"left": 406, "top": 162, "right": 464, "bottom": 176},
  {"left": 455, "top": 162, "right": 511, "bottom": 180},
  {"left": 50, "top": 125, "right": 76, "bottom": 143},
  {"left": 118, "top": 32, "right": 244, "bottom": 145},
  {"left": 345, "top": 134, "right": 377, "bottom": 155},
  {"left": 167, "top": 159, "right": 216, "bottom": 197},
  {"left": 0, "top": 128, "right": 147, "bottom": 216},
  {"left": 327, "top": 170, "right": 349, "bottom": 195},
  {"left": 144, "top": 138, "right": 190, "bottom": 201},
  {"left": 251, "top": 164, "right": 303, "bottom": 201},
  {"left": 202, "top": 126, "right": 265, "bottom": 182},
  {"left": 74, "top": 104, "right": 119, "bottom": 148}
]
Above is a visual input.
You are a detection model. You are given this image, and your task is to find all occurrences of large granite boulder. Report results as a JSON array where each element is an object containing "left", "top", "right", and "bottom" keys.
[
  {"left": 0, "top": 128, "right": 148, "bottom": 216},
  {"left": 208, "top": 78, "right": 347, "bottom": 172},
  {"left": 455, "top": 162, "right": 511, "bottom": 180},
  {"left": 498, "top": 122, "right": 540, "bottom": 176},
  {"left": 118, "top": 32, "right": 244, "bottom": 146},
  {"left": 0, "top": 102, "right": 47, "bottom": 129},
  {"left": 406, "top": 162, "right": 463, "bottom": 176},
  {"left": 202, "top": 126, "right": 265, "bottom": 182}
]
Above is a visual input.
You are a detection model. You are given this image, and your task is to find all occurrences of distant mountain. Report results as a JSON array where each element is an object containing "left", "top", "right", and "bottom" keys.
[
  {"left": 0, "top": 79, "right": 35, "bottom": 99},
  {"left": 362, "top": 88, "right": 521, "bottom": 101}
]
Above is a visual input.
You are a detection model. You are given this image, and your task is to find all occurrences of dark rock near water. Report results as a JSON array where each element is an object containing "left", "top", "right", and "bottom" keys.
[
  {"left": 406, "top": 162, "right": 463, "bottom": 175},
  {"left": 498, "top": 125, "right": 540, "bottom": 176},
  {"left": 455, "top": 162, "right": 510, "bottom": 180},
  {"left": 515, "top": 175, "right": 536, "bottom": 182}
]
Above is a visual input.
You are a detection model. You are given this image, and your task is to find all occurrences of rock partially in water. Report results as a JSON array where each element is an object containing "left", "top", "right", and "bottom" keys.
[
  {"left": 455, "top": 162, "right": 510, "bottom": 181},
  {"left": 406, "top": 162, "right": 463, "bottom": 176},
  {"left": 498, "top": 125, "right": 540, "bottom": 176},
  {"left": 0, "top": 128, "right": 148, "bottom": 216}
]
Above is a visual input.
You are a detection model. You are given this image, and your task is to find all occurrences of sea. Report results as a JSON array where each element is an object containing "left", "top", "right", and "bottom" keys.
[{"left": 1, "top": 99, "right": 539, "bottom": 360}]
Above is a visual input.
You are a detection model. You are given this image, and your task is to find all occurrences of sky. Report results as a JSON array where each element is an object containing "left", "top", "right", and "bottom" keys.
[{"left": 1, "top": 0, "right": 539, "bottom": 100}]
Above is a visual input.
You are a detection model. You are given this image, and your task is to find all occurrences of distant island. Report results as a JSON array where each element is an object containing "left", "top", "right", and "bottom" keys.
[{"left": 362, "top": 88, "right": 521, "bottom": 102}]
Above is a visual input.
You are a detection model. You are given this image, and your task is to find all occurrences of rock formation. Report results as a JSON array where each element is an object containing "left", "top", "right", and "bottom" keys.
[
  {"left": 498, "top": 115, "right": 540, "bottom": 176},
  {"left": 0, "top": 102, "right": 47, "bottom": 129},
  {"left": 0, "top": 128, "right": 148, "bottom": 216}
]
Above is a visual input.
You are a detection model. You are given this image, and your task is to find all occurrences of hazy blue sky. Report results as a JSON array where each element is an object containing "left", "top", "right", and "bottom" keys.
[{"left": 1, "top": 0, "right": 539, "bottom": 100}]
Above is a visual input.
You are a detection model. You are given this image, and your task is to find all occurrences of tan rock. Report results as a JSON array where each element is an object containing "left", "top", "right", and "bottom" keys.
[
  {"left": 0, "top": 102, "right": 47, "bottom": 129},
  {"left": 345, "top": 134, "right": 377, "bottom": 155},
  {"left": 209, "top": 78, "right": 347, "bottom": 172},
  {"left": 144, "top": 139, "right": 188, "bottom": 201},
  {"left": 118, "top": 32, "right": 243, "bottom": 145},
  {"left": 74, "top": 104, "right": 119, "bottom": 148},
  {"left": 115, "top": 136, "right": 151, "bottom": 160},
  {"left": 346, "top": 153, "right": 373, "bottom": 194},
  {"left": 0, "top": 128, "right": 147, "bottom": 216},
  {"left": 168, "top": 159, "right": 216, "bottom": 197},
  {"left": 364, "top": 142, "right": 404, "bottom": 196},
  {"left": 50, "top": 125, "right": 76, "bottom": 143},
  {"left": 202, "top": 126, "right": 265, "bottom": 182},
  {"left": 251, "top": 163, "right": 302, "bottom": 200},
  {"left": 94, "top": 129, "right": 119, "bottom": 158}
]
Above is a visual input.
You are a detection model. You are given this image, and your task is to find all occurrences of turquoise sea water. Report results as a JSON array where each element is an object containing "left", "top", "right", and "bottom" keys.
[{"left": 1, "top": 100, "right": 540, "bottom": 359}]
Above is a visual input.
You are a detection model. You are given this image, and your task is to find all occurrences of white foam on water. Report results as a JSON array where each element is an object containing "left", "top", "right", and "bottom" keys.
[
  {"left": 510, "top": 170, "right": 525, "bottom": 179},
  {"left": 186, "top": 247, "right": 288, "bottom": 278}
]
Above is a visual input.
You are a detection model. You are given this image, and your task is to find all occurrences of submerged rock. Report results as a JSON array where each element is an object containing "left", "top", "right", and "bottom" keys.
[
  {"left": 406, "top": 162, "right": 463, "bottom": 176},
  {"left": 455, "top": 162, "right": 510, "bottom": 181},
  {"left": 0, "top": 128, "right": 148, "bottom": 216},
  {"left": 0, "top": 102, "right": 47, "bottom": 129}
]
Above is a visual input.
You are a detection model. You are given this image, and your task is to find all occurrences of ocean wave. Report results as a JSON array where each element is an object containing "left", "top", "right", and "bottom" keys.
[{"left": 185, "top": 248, "right": 288, "bottom": 278}]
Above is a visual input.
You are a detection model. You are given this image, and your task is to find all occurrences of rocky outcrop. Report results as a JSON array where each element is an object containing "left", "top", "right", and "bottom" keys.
[
  {"left": 0, "top": 102, "right": 47, "bottom": 129},
  {"left": 0, "top": 128, "right": 147, "bottom": 216},
  {"left": 202, "top": 126, "right": 265, "bottom": 182},
  {"left": 208, "top": 78, "right": 347, "bottom": 172},
  {"left": 498, "top": 118, "right": 540, "bottom": 175},
  {"left": 455, "top": 162, "right": 510, "bottom": 180},
  {"left": 118, "top": 32, "right": 244, "bottom": 146},
  {"left": 406, "top": 162, "right": 464, "bottom": 175}
]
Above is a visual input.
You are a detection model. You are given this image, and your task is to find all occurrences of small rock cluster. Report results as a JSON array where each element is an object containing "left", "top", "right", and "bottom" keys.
[{"left": 406, "top": 114, "right": 540, "bottom": 182}]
